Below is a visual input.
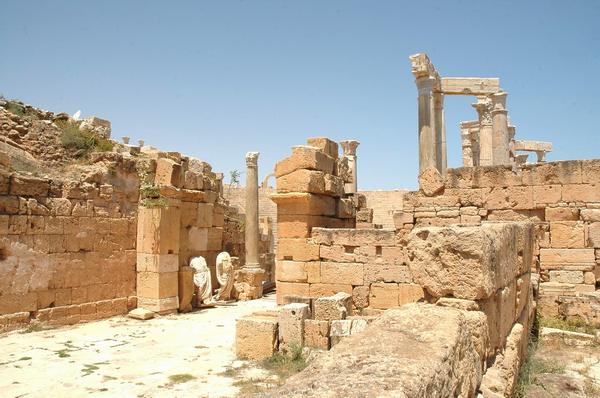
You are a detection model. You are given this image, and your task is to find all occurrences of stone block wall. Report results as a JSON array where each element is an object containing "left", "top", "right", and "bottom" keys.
[
  {"left": 0, "top": 153, "right": 140, "bottom": 332},
  {"left": 397, "top": 160, "right": 600, "bottom": 325},
  {"left": 271, "top": 138, "right": 356, "bottom": 305},
  {"left": 359, "top": 189, "right": 407, "bottom": 228}
]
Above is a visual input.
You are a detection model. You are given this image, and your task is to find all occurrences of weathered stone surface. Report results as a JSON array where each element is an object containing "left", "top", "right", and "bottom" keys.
[
  {"left": 270, "top": 193, "right": 336, "bottom": 216},
  {"left": 127, "top": 308, "right": 155, "bottom": 320},
  {"left": 550, "top": 222, "right": 585, "bottom": 248},
  {"left": 407, "top": 223, "right": 522, "bottom": 300},
  {"left": 306, "top": 137, "right": 338, "bottom": 159},
  {"left": 303, "top": 319, "right": 329, "bottom": 350},
  {"left": 278, "top": 303, "right": 310, "bottom": 349},
  {"left": 236, "top": 314, "right": 278, "bottom": 360},
  {"left": 275, "top": 146, "right": 335, "bottom": 177},
  {"left": 313, "top": 292, "right": 352, "bottom": 321},
  {"left": 271, "top": 304, "right": 485, "bottom": 397},
  {"left": 419, "top": 167, "right": 444, "bottom": 196}
]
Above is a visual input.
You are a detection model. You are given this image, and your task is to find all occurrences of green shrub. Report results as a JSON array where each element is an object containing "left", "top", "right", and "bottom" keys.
[
  {"left": 57, "top": 120, "right": 113, "bottom": 155},
  {"left": 5, "top": 101, "right": 25, "bottom": 117}
]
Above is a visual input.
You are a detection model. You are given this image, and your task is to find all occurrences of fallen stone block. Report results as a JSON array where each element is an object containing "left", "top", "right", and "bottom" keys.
[
  {"left": 128, "top": 308, "right": 155, "bottom": 320},
  {"left": 278, "top": 303, "right": 310, "bottom": 350},
  {"left": 236, "top": 314, "right": 278, "bottom": 360},
  {"left": 314, "top": 292, "right": 352, "bottom": 321}
]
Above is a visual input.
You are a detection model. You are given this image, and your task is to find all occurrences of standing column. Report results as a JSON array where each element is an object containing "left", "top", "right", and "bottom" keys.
[
  {"left": 244, "top": 151, "right": 260, "bottom": 268},
  {"left": 491, "top": 92, "right": 510, "bottom": 165},
  {"left": 340, "top": 140, "right": 360, "bottom": 194},
  {"left": 433, "top": 92, "right": 447, "bottom": 175},
  {"left": 415, "top": 77, "right": 438, "bottom": 173},
  {"left": 472, "top": 97, "right": 494, "bottom": 166}
]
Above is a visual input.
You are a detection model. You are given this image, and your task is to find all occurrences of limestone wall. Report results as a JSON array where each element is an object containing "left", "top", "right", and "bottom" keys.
[
  {"left": 359, "top": 189, "right": 406, "bottom": 228},
  {"left": 0, "top": 153, "right": 140, "bottom": 332},
  {"left": 398, "top": 160, "right": 600, "bottom": 325}
]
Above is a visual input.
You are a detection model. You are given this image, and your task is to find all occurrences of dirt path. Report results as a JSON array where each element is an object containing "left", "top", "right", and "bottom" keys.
[{"left": 0, "top": 293, "right": 277, "bottom": 398}]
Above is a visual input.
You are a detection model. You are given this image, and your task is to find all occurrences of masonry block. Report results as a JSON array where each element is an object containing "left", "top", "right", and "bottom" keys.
[
  {"left": 236, "top": 314, "right": 278, "bottom": 360},
  {"left": 304, "top": 319, "right": 330, "bottom": 350},
  {"left": 279, "top": 303, "right": 310, "bottom": 350},
  {"left": 314, "top": 292, "right": 352, "bottom": 321},
  {"left": 275, "top": 146, "right": 335, "bottom": 177}
]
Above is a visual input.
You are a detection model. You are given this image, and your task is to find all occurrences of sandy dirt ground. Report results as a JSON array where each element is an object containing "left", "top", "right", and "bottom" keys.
[{"left": 0, "top": 293, "right": 277, "bottom": 398}]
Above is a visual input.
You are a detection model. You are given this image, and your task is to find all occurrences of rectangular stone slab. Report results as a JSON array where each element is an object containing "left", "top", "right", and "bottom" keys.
[{"left": 441, "top": 77, "right": 500, "bottom": 95}]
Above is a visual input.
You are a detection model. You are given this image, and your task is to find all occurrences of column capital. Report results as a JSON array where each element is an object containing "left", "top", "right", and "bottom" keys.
[
  {"left": 245, "top": 151, "right": 259, "bottom": 167},
  {"left": 491, "top": 91, "right": 508, "bottom": 111},
  {"left": 472, "top": 96, "right": 494, "bottom": 126},
  {"left": 409, "top": 53, "right": 440, "bottom": 80},
  {"left": 340, "top": 140, "right": 360, "bottom": 157}
]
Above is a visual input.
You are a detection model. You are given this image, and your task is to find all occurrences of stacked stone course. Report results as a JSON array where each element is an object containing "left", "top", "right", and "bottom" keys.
[{"left": 397, "top": 160, "right": 600, "bottom": 325}]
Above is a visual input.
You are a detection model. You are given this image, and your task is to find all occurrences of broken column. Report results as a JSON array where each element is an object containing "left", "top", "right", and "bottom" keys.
[
  {"left": 410, "top": 53, "right": 441, "bottom": 174},
  {"left": 472, "top": 96, "right": 494, "bottom": 166},
  {"left": 340, "top": 140, "right": 360, "bottom": 194},
  {"left": 491, "top": 92, "right": 511, "bottom": 165},
  {"left": 460, "top": 120, "right": 480, "bottom": 167},
  {"left": 236, "top": 152, "right": 265, "bottom": 300}
]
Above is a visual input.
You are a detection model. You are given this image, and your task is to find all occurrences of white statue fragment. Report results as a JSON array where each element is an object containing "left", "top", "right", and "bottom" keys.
[
  {"left": 190, "top": 256, "right": 212, "bottom": 305},
  {"left": 213, "top": 252, "right": 235, "bottom": 302},
  {"left": 72, "top": 110, "right": 81, "bottom": 120}
]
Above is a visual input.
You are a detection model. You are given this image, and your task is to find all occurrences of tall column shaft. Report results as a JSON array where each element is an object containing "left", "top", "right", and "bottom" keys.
[
  {"left": 434, "top": 92, "right": 446, "bottom": 175},
  {"left": 416, "top": 78, "right": 437, "bottom": 173},
  {"left": 491, "top": 92, "right": 510, "bottom": 165},
  {"left": 244, "top": 152, "right": 259, "bottom": 267},
  {"left": 472, "top": 97, "right": 494, "bottom": 166}
]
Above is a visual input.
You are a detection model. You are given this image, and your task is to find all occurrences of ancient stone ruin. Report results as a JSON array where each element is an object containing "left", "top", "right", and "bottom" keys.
[{"left": 1, "top": 53, "right": 599, "bottom": 397}]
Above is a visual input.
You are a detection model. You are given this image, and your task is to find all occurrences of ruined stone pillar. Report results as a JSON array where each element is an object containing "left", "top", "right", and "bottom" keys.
[
  {"left": 433, "top": 92, "right": 447, "bottom": 175},
  {"left": 244, "top": 152, "right": 260, "bottom": 268},
  {"left": 340, "top": 140, "right": 360, "bottom": 194},
  {"left": 491, "top": 92, "right": 510, "bottom": 165},
  {"left": 415, "top": 77, "right": 437, "bottom": 173},
  {"left": 460, "top": 122, "right": 474, "bottom": 167},
  {"left": 410, "top": 53, "right": 440, "bottom": 174},
  {"left": 472, "top": 97, "right": 494, "bottom": 166},
  {"left": 236, "top": 151, "right": 265, "bottom": 301}
]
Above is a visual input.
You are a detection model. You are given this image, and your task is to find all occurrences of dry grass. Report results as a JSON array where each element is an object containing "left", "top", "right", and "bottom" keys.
[{"left": 540, "top": 315, "right": 598, "bottom": 335}]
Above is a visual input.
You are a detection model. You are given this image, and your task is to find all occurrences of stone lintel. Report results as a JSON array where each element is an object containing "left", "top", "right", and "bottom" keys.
[
  {"left": 513, "top": 140, "right": 553, "bottom": 152},
  {"left": 441, "top": 77, "right": 500, "bottom": 95}
]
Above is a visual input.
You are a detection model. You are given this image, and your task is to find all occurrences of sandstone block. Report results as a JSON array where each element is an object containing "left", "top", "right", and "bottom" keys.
[
  {"left": 276, "top": 282, "right": 310, "bottom": 305},
  {"left": 314, "top": 292, "right": 352, "bottom": 321},
  {"left": 304, "top": 319, "right": 330, "bottom": 350},
  {"left": 540, "top": 248, "right": 595, "bottom": 264},
  {"left": 207, "top": 227, "right": 223, "bottom": 251},
  {"left": 178, "top": 266, "right": 195, "bottom": 312},
  {"left": 549, "top": 270, "right": 584, "bottom": 284},
  {"left": 533, "top": 185, "right": 562, "bottom": 206},
  {"left": 588, "top": 222, "right": 600, "bottom": 248},
  {"left": 128, "top": 308, "right": 156, "bottom": 320},
  {"left": 562, "top": 184, "right": 600, "bottom": 203},
  {"left": 277, "top": 214, "right": 333, "bottom": 238},
  {"left": 407, "top": 223, "right": 521, "bottom": 300},
  {"left": 320, "top": 262, "right": 363, "bottom": 285},
  {"left": 155, "top": 158, "right": 182, "bottom": 187},
  {"left": 369, "top": 283, "right": 399, "bottom": 309},
  {"left": 352, "top": 286, "right": 369, "bottom": 309},
  {"left": 277, "top": 238, "right": 319, "bottom": 261},
  {"left": 581, "top": 209, "right": 600, "bottom": 222},
  {"left": 324, "top": 174, "right": 344, "bottom": 197},
  {"left": 419, "top": 167, "right": 444, "bottom": 196},
  {"left": 335, "top": 198, "right": 355, "bottom": 219},
  {"left": 10, "top": 175, "right": 49, "bottom": 197},
  {"left": 277, "top": 260, "right": 320, "bottom": 283},
  {"left": 136, "top": 206, "right": 181, "bottom": 255},
  {"left": 278, "top": 303, "right": 310, "bottom": 349},
  {"left": 311, "top": 228, "right": 396, "bottom": 246},
  {"left": 277, "top": 169, "right": 325, "bottom": 194},
  {"left": 550, "top": 222, "right": 585, "bottom": 248},
  {"left": 271, "top": 193, "right": 336, "bottom": 216},
  {"left": 306, "top": 137, "right": 338, "bottom": 159},
  {"left": 136, "top": 271, "right": 178, "bottom": 299},
  {"left": 136, "top": 296, "right": 179, "bottom": 314},
  {"left": 136, "top": 253, "right": 179, "bottom": 272},
  {"left": 275, "top": 146, "right": 335, "bottom": 177},
  {"left": 364, "top": 262, "right": 411, "bottom": 284},
  {"left": 398, "top": 283, "right": 425, "bottom": 306},
  {"left": 196, "top": 203, "right": 214, "bottom": 227},
  {"left": 393, "top": 211, "right": 414, "bottom": 228},
  {"left": 545, "top": 207, "right": 578, "bottom": 221},
  {"left": 236, "top": 314, "right": 278, "bottom": 360},
  {"left": 308, "top": 283, "right": 353, "bottom": 298}
]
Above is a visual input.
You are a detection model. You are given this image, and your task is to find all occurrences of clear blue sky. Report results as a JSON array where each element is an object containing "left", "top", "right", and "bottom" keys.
[{"left": 1, "top": 1, "right": 599, "bottom": 190}]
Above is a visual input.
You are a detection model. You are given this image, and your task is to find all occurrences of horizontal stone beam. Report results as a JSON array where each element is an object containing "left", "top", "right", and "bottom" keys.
[
  {"left": 513, "top": 140, "right": 553, "bottom": 152},
  {"left": 441, "top": 77, "right": 500, "bottom": 95}
]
